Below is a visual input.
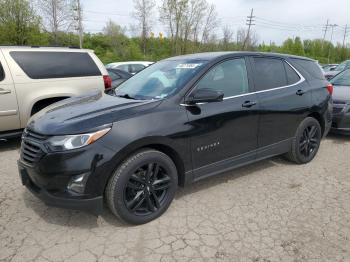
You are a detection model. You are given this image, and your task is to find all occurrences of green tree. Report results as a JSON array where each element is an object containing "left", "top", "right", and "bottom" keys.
[{"left": 0, "top": 0, "right": 41, "bottom": 45}]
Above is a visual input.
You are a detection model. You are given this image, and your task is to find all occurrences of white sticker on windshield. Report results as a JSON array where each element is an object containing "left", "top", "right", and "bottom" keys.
[{"left": 176, "top": 63, "right": 202, "bottom": 69}]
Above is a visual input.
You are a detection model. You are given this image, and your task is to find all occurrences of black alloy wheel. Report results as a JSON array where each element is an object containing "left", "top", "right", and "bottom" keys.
[
  {"left": 286, "top": 117, "right": 322, "bottom": 164},
  {"left": 106, "top": 149, "right": 177, "bottom": 224},
  {"left": 124, "top": 162, "right": 171, "bottom": 215},
  {"left": 299, "top": 125, "right": 320, "bottom": 158}
]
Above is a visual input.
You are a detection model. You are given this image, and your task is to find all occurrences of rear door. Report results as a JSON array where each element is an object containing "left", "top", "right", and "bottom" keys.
[
  {"left": 250, "top": 56, "right": 311, "bottom": 156},
  {"left": 0, "top": 50, "right": 20, "bottom": 132},
  {"left": 185, "top": 57, "right": 259, "bottom": 179}
]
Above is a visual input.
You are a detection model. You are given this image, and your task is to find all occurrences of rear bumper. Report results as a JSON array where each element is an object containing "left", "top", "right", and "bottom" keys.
[{"left": 18, "top": 161, "right": 103, "bottom": 215}]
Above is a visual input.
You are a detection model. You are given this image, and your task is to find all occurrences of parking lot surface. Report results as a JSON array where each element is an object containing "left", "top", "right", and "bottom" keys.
[{"left": 0, "top": 135, "right": 350, "bottom": 262}]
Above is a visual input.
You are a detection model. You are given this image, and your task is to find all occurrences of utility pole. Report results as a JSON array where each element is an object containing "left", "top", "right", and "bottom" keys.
[
  {"left": 242, "top": 8, "right": 255, "bottom": 50},
  {"left": 328, "top": 24, "right": 338, "bottom": 63},
  {"left": 74, "top": 0, "right": 83, "bottom": 48},
  {"left": 322, "top": 19, "right": 329, "bottom": 48},
  {"left": 342, "top": 24, "right": 348, "bottom": 48}
]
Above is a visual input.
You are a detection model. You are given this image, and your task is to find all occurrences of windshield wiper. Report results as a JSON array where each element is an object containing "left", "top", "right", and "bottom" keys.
[{"left": 115, "top": 93, "right": 137, "bottom": 100}]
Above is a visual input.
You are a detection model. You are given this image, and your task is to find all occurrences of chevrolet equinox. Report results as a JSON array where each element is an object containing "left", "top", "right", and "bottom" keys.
[{"left": 18, "top": 52, "right": 333, "bottom": 224}]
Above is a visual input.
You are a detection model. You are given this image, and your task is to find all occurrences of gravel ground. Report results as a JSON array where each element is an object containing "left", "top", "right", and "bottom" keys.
[{"left": 0, "top": 135, "right": 350, "bottom": 262}]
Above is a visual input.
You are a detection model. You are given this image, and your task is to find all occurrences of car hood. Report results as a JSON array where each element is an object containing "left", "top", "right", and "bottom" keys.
[
  {"left": 27, "top": 91, "right": 162, "bottom": 135},
  {"left": 332, "top": 85, "right": 350, "bottom": 103}
]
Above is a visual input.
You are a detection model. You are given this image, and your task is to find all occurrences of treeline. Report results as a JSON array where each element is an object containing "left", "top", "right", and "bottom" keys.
[{"left": 0, "top": 0, "right": 349, "bottom": 64}]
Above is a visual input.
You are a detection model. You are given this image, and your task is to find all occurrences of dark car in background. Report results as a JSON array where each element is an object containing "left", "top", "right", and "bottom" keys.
[
  {"left": 324, "top": 60, "right": 350, "bottom": 80},
  {"left": 107, "top": 68, "right": 132, "bottom": 93},
  {"left": 322, "top": 64, "right": 338, "bottom": 72},
  {"left": 330, "top": 69, "right": 350, "bottom": 134},
  {"left": 18, "top": 52, "right": 332, "bottom": 224}
]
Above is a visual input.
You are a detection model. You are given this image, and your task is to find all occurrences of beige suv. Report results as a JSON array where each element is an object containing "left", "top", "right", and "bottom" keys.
[{"left": 0, "top": 46, "right": 110, "bottom": 138}]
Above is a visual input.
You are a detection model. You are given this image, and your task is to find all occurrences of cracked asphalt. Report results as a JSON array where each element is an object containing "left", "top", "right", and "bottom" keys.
[{"left": 1, "top": 135, "right": 350, "bottom": 262}]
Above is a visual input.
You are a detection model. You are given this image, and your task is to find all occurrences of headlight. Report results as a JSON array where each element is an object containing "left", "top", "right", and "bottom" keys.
[{"left": 46, "top": 128, "right": 111, "bottom": 151}]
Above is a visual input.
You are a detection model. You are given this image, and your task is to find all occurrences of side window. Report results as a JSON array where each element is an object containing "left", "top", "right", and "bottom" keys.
[
  {"left": 10, "top": 51, "right": 101, "bottom": 79},
  {"left": 290, "top": 58, "right": 325, "bottom": 80},
  {"left": 108, "top": 71, "right": 121, "bottom": 81},
  {"left": 253, "top": 57, "right": 287, "bottom": 91},
  {"left": 284, "top": 62, "right": 300, "bottom": 85},
  {"left": 117, "top": 64, "right": 129, "bottom": 72},
  {"left": 0, "top": 62, "right": 4, "bottom": 81},
  {"left": 196, "top": 58, "right": 249, "bottom": 98},
  {"left": 130, "top": 64, "right": 145, "bottom": 74}
]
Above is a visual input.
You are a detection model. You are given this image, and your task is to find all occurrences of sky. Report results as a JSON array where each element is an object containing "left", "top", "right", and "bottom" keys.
[{"left": 82, "top": 0, "right": 350, "bottom": 45}]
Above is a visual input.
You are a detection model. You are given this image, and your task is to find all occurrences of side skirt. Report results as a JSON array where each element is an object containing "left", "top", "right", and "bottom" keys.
[{"left": 189, "top": 138, "right": 293, "bottom": 183}]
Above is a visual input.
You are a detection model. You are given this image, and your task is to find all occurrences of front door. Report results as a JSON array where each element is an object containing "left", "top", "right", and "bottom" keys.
[
  {"left": 0, "top": 51, "right": 20, "bottom": 132},
  {"left": 184, "top": 57, "right": 259, "bottom": 180}
]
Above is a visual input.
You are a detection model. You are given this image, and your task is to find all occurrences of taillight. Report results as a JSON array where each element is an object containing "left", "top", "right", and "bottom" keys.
[
  {"left": 326, "top": 83, "right": 333, "bottom": 95},
  {"left": 103, "top": 75, "right": 112, "bottom": 90}
]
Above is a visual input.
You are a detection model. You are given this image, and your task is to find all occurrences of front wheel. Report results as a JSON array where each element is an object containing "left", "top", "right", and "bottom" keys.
[
  {"left": 286, "top": 117, "right": 322, "bottom": 164},
  {"left": 106, "top": 149, "right": 178, "bottom": 224}
]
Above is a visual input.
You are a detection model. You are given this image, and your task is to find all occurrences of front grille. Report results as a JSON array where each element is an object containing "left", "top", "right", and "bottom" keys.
[{"left": 20, "top": 129, "right": 47, "bottom": 165}]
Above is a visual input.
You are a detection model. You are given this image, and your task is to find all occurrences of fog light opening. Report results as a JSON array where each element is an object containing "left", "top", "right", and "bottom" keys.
[{"left": 67, "top": 173, "right": 89, "bottom": 194}]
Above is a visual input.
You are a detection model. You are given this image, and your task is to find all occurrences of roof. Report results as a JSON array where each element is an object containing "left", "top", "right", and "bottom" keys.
[
  {"left": 0, "top": 46, "right": 93, "bottom": 52},
  {"left": 165, "top": 51, "right": 315, "bottom": 62}
]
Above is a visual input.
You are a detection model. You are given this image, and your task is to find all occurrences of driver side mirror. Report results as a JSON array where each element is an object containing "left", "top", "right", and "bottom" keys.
[{"left": 185, "top": 88, "right": 224, "bottom": 105}]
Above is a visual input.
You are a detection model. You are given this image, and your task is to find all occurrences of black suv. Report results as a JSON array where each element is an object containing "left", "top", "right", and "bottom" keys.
[{"left": 18, "top": 52, "right": 332, "bottom": 224}]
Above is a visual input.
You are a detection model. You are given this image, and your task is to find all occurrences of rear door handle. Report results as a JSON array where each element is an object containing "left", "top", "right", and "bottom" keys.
[
  {"left": 0, "top": 88, "right": 11, "bottom": 95},
  {"left": 296, "top": 89, "right": 306, "bottom": 96},
  {"left": 242, "top": 101, "right": 257, "bottom": 108}
]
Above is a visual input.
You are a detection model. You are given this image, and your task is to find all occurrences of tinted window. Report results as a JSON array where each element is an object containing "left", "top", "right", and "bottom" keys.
[
  {"left": 196, "top": 58, "right": 249, "bottom": 97},
  {"left": 253, "top": 58, "right": 287, "bottom": 91},
  {"left": 130, "top": 64, "right": 145, "bottom": 74},
  {"left": 290, "top": 59, "right": 325, "bottom": 80},
  {"left": 0, "top": 62, "right": 4, "bottom": 81},
  {"left": 108, "top": 70, "right": 121, "bottom": 81},
  {"left": 284, "top": 62, "right": 300, "bottom": 84},
  {"left": 10, "top": 51, "right": 101, "bottom": 79},
  {"left": 117, "top": 64, "right": 130, "bottom": 72}
]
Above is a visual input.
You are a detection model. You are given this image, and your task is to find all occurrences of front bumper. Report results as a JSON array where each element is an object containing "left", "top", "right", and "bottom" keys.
[
  {"left": 18, "top": 160, "right": 104, "bottom": 214},
  {"left": 331, "top": 104, "right": 350, "bottom": 135}
]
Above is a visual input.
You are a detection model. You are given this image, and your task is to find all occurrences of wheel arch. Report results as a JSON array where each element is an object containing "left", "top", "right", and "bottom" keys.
[
  {"left": 308, "top": 112, "right": 325, "bottom": 136},
  {"left": 30, "top": 96, "right": 70, "bottom": 116},
  {"left": 106, "top": 137, "right": 188, "bottom": 189}
]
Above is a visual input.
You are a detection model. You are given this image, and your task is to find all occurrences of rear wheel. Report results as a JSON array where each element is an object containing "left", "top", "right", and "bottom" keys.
[
  {"left": 286, "top": 117, "right": 322, "bottom": 164},
  {"left": 106, "top": 149, "right": 177, "bottom": 224}
]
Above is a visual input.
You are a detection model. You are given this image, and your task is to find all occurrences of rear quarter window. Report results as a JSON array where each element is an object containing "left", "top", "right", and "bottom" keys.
[
  {"left": 10, "top": 51, "right": 101, "bottom": 79},
  {"left": 289, "top": 58, "right": 325, "bottom": 81},
  {"left": 284, "top": 62, "right": 300, "bottom": 84}
]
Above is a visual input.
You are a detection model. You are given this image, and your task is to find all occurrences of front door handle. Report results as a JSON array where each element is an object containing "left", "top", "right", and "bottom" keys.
[
  {"left": 242, "top": 101, "right": 257, "bottom": 108},
  {"left": 0, "top": 88, "right": 11, "bottom": 95},
  {"left": 296, "top": 89, "right": 306, "bottom": 96}
]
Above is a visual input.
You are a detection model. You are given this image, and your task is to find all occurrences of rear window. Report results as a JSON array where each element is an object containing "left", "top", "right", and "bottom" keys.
[
  {"left": 290, "top": 59, "right": 325, "bottom": 80},
  {"left": 10, "top": 51, "right": 101, "bottom": 79},
  {"left": 253, "top": 57, "right": 287, "bottom": 91},
  {"left": 0, "top": 62, "right": 4, "bottom": 81}
]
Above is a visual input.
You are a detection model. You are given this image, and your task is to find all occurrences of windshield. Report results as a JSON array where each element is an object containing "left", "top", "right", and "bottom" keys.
[
  {"left": 115, "top": 59, "right": 207, "bottom": 100},
  {"left": 330, "top": 69, "right": 350, "bottom": 86},
  {"left": 334, "top": 61, "right": 348, "bottom": 72}
]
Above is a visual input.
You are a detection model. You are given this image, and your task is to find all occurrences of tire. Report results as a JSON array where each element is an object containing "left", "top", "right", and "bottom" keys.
[
  {"left": 285, "top": 117, "right": 322, "bottom": 164},
  {"left": 106, "top": 149, "right": 178, "bottom": 224}
]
